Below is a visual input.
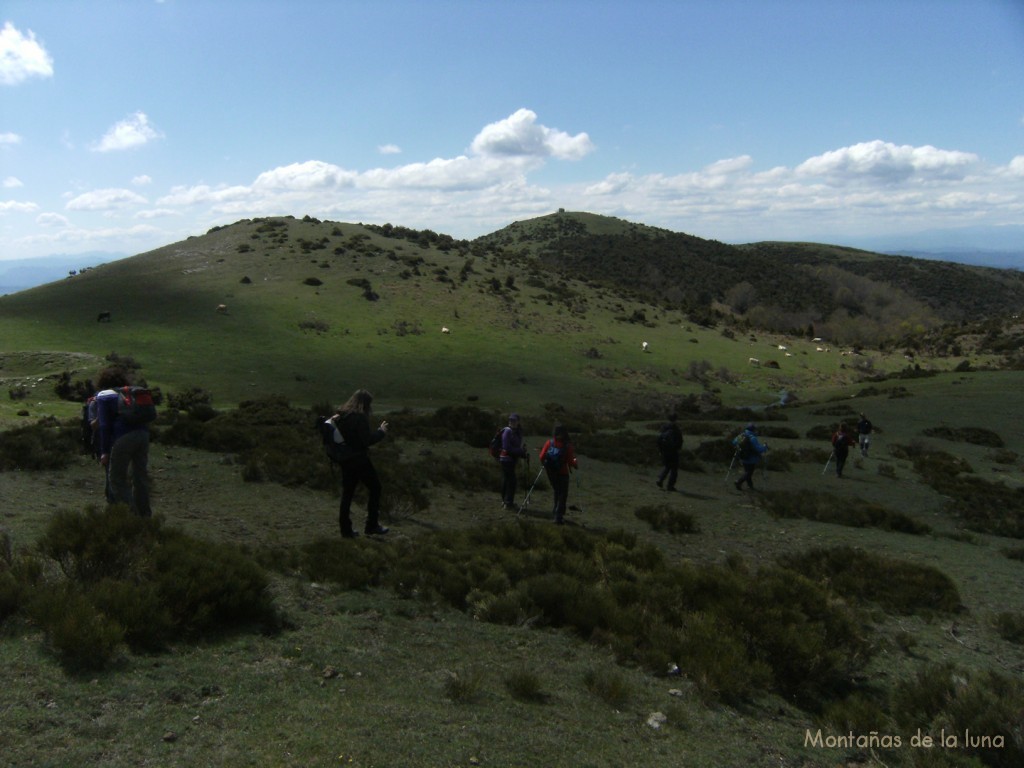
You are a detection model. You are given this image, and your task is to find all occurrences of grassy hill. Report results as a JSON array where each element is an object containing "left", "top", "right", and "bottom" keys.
[
  {"left": 479, "top": 211, "right": 1024, "bottom": 345},
  {"left": 2, "top": 213, "right": 1024, "bottom": 767}
]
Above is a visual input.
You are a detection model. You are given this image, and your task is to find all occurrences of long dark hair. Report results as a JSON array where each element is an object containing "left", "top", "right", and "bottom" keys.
[{"left": 339, "top": 389, "right": 374, "bottom": 415}]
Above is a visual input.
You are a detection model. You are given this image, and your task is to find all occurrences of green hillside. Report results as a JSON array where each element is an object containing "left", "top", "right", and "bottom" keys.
[
  {"left": 479, "top": 211, "right": 1024, "bottom": 345},
  {"left": 2, "top": 212, "right": 1024, "bottom": 767}
]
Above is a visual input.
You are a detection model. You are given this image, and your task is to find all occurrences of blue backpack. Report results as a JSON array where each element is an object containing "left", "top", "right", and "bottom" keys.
[{"left": 543, "top": 443, "right": 564, "bottom": 471}]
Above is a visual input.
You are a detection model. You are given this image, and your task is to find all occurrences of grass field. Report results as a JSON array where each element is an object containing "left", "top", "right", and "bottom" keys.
[{"left": 2, "top": 218, "right": 1022, "bottom": 767}]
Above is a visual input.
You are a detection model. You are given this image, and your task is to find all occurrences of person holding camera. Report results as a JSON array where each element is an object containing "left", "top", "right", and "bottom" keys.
[{"left": 331, "top": 389, "right": 389, "bottom": 538}]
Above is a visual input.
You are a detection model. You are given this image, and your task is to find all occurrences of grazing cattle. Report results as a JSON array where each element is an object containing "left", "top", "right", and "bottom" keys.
[
  {"left": 441, "top": 326, "right": 450, "bottom": 334},
  {"left": 642, "top": 341, "right": 649, "bottom": 352},
  {"left": 748, "top": 357, "right": 760, "bottom": 366},
  {"left": 777, "top": 344, "right": 788, "bottom": 351},
  {"left": 96, "top": 311, "right": 111, "bottom": 323},
  {"left": 216, "top": 304, "right": 228, "bottom": 314},
  {"left": 816, "top": 346, "right": 824, "bottom": 352}
]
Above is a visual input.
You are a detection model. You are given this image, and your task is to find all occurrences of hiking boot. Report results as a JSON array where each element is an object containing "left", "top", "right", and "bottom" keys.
[
  {"left": 341, "top": 530, "right": 359, "bottom": 539},
  {"left": 365, "top": 525, "right": 390, "bottom": 535}
]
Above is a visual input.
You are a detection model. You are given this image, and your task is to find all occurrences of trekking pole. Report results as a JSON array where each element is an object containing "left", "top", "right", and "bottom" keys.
[
  {"left": 822, "top": 450, "right": 834, "bottom": 476},
  {"left": 725, "top": 451, "right": 739, "bottom": 483},
  {"left": 518, "top": 466, "right": 545, "bottom": 517}
]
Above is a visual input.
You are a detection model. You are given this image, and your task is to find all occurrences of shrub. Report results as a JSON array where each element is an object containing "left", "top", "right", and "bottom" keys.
[
  {"left": 504, "top": 667, "right": 548, "bottom": 703},
  {"left": 759, "top": 490, "right": 930, "bottom": 534},
  {"left": 994, "top": 612, "right": 1024, "bottom": 645},
  {"left": 30, "top": 584, "right": 124, "bottom": 672},
  {"left": 890, "top": 664, "right": 1024, "bottom": 768},
  {"left": 635, "top": 504, "right": 699, "bottom": 534},
  {"left": 922, "top": 425, "right": 1005, "bottom": 448},
  {"left": 0, "top": 420, "right": 79, "bottom": 470},
  {"left": 583, "top": 667, "right": 633, "bottom": 708},
  {"left": 778, "top": 546, "right": 962, "bottom": 615},
  {"left": 443, "top": 667, "right": 484, "bottom": 703},
  {"left": 33, "top": 506, "right": 279, "bottom": 663}
]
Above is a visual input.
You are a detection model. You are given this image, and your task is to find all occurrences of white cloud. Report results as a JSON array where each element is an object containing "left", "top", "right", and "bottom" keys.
[
  {"left": 157, "top": 184, "right": 252, "bottom": 207},
  {"left": 66, "top": 188, "right": 148, "bottom": 211},
  {"left": 135, "top": 208, "right": 179, "bottom": 220},
  {"left": 92, "top": 112, "right": 164, "bottom": 153},
  {"left": 253, "top": 160, "right": 356, "bottom": 191},
  {"left": 0, "top": 22, "right": 53, "bottom": 86},
  {"left": 1006, "top": 156, "right": 1024, "bottom": 177},
  {"left": 0, "top": 199, "right": 38, "bottom": 214},
  {"left": 0, "top": 132, "right": 21, "bottom": 146},
  {"left": 470, "top": 108, "right": 594, "bottom": 161},
  {"left": 3, "top": 176, "right": 23, "bottom": 188},
  {"left": 132, "top": 175, "right": 153, "bottom": 186},
  {"left": 378, "top": 144, "right": 401, "bottom": 155},
  {"left": 796, "top": 140, "right": 978, "bottom": 184},
  {"left": 36, "top": 212, "right": 69, "bottom": 227}
]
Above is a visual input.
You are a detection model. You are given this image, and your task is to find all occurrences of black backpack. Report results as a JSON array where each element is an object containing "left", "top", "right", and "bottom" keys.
[
  {"left": 657, "top": 425, "right": 680, "bottom": 452},
  {"left": 320, "top": 417, "right": 355, "bottom": 464},
  {"left": 488, "top": 427, "right": 506, "bottom": 460}
]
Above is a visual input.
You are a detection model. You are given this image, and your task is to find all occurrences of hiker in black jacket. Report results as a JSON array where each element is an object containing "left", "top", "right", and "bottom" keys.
[
  {"left": 655, "top": 414, "right": 684, "bottom": 492},
  {"left": 331, "top": 389, "right": 389, "bottom": 538}
]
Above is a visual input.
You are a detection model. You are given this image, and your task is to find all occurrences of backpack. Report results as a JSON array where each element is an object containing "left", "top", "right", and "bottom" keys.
[
  {"left": 734, "top": 431, "right": 755, "bottom": 459},
  {"left": 489, "top": 427, "right": 506, "bottom": 460},
  {"left": 116, "top": 386, "right": 157, "bottom": 426},
  {"left": 657, "top": 425, "right": 680, "bottom": 452},
  {"left": 81, "top": 398, "right": 98, "bottom": 456},
  {"left": 320, "top": 417, "right": 355, "bottom": 464},
  {"left": 542, "top": 442, "right": 564, "bottom": 471}
]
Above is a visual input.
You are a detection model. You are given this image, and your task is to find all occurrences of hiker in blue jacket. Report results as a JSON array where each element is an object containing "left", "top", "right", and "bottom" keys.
[
  {"left": 499, "top": 413, "right": 528, "bottom": 509},
  {"left": 732, "top": 423, "right": 767, "bottom": 491},
  {"left": 94, "top": 367, "right": 152, "bottom": 517}
]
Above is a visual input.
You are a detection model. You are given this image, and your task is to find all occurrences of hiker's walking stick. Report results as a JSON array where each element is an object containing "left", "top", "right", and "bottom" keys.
[
  {"left": 725, "top": 451, "right": 739, "bottom": 483},
  {"left": 822, "top": 450, "right": 834, "bottom": 476},
  {"left": 518, "top": 466, "right": 545, "bottom": 516}
]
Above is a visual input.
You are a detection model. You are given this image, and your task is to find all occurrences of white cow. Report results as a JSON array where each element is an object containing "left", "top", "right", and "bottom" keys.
[
  {"left": 216, "top": 304, "right": 228, "bottom": 314},
  {"left": 642, "top": 341, "right": 649, "bottom": 352},
  {"left": 748, "top": 357, "right": 760, "bottom": 366},
  {"left": 441, "top": 326, "right": 450, "bottom": 334}
]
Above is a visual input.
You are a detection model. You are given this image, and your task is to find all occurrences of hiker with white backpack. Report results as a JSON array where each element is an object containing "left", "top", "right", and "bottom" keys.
[{"left": 93, "top": 367, "right": 157, "bottom": 517}]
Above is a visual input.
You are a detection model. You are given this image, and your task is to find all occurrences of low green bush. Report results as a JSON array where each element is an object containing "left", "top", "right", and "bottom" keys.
[
  {"left": 778, "top": 546, "right": 962, "bottom": 616},
  {"left": 922, "top": 425, "right": 1005, "bottom": 448},
  {"left": 504, "top": 667, "right": 548, "bottom": 703},
  {"left": 635, "top": 504, "right": 699, "bottom": 535},
  {"left": 582, "top": 667, "right": 633, "bottom": 707},
  {"left": 23, "top": 506, "right": 281, "bottom": 669},
  {"left": 760, "top": 490, "right": 930, "bottom": 534},
  {"left": 890, "top": 663, "right": 1024, "bottom": 768},
  {"left": 0, "top": 419, "right": 79, "bottom": 470},
  {"left": 994, "top": 612, "right": 1024, "bottom": 645}
]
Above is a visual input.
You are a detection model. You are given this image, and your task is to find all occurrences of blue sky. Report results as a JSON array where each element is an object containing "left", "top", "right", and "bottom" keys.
[{"left": 2, "top": 0, "right": 1023, "bottom": 263}]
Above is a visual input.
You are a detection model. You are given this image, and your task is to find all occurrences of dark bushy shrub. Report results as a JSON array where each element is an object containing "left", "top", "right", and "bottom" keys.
[
  {"left": 760, "top": 490, "right": 930, "bottom": 535},
  {"left": 28, "top": 506, "right": 280, "bottom": 668},
  {"left": 922, "top": 425, "right": 1004, "bottom": 448},
  {"left": 635, "top": 504, "right": 699, "bottom": 534},
  {"left": 0, "top": 419, "right": 79, "bottom": 470},
  {"left": 778, "top": 546, "right": 962, "bottom": 616}
]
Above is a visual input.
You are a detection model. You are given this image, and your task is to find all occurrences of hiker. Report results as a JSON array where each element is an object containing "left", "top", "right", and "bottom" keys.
[
  {"left": 831, "top": 422, "right": 857, "bottom": 478},
  {"left": 93, "top": 368, "right": 154, "bottom": 517},
  {"left": 498, "top": 412, "right": 528, "bottom": 510},
  {"left": 539, "top": 424, "right": 578, "bottom": 524},
  {"left": 856, "top": 413, "right": 873, "bottom": 457},
  {"left": 331, "top": 389, "right": 389, "bottom": 538},
  {"left": 732, "top": 423, "right": 767, "bottom": 491},
  {"left": 655, "top": 414, "right": 683, "bottom": 492}
]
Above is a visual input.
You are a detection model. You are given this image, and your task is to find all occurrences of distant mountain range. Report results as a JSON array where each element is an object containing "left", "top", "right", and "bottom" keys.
[{"left": 0, "top": 252, "right": 127, "bottom": 295}]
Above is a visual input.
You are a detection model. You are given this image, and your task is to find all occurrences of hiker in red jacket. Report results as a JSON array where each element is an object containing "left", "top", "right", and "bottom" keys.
[{"left": 539, "top": 424, "right": 578, "bottom": 525}]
